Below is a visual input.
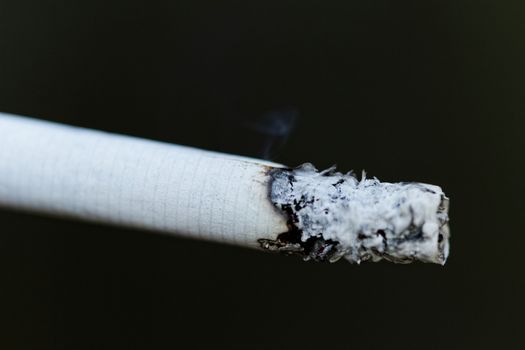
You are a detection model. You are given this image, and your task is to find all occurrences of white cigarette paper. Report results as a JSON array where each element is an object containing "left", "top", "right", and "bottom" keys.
[{"left": 0, "top": 112, "right": 450, "bottom": 264}]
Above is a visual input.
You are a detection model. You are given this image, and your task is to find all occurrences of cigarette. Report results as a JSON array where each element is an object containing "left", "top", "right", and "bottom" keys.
[{"left": 0, "top": 112, "right": 450, "bottom": 264}]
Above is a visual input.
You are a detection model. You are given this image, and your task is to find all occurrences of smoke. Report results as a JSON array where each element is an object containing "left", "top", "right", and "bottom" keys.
[
  {"left": 243, "top": 106, "right": 298, "bottom": 160},
  {"left": 216, "top": 106, "right": 299, "bottom": 160}
]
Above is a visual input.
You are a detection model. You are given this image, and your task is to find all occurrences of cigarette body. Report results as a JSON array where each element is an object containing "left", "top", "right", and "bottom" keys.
[
  {"left": 0, "top": 112, "right": 450, "bottom": 264},
  {"left": 0, "top": 112, "right": 287, "bottom": 248}
]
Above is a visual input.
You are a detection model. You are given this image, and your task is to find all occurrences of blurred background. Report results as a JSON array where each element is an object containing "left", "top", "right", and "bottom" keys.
[{"left": 0, "top": 0, "right": 523, "bottom": 348}]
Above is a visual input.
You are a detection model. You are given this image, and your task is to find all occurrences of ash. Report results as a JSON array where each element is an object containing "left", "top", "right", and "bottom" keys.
[{"left": 268, "top": 164, "right": 450, "bottom": 264}]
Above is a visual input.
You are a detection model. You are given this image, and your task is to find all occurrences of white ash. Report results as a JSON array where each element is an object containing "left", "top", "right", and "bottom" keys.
[{"left": 266, "top": 164, "right": 450, "bottom": 264}]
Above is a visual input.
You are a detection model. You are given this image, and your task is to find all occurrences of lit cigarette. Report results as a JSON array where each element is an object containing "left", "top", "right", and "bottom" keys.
[{"left": 0, "top": 112, "right": 450, "bottom": 264}]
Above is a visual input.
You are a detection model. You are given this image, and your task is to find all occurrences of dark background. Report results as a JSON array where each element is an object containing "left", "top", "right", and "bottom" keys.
[{"left": 0, "top": 0, "right": 523, "bottom": 348}]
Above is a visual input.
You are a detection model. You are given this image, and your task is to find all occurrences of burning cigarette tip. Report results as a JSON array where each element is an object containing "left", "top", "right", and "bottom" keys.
[{"left": 262, "top": 164, "right": 450, "bottom": 265}]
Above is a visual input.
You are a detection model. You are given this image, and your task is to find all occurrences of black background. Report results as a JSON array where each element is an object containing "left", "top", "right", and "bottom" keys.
[{"left": 0, "top": 1, "right": 524, "bottom": 348}]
